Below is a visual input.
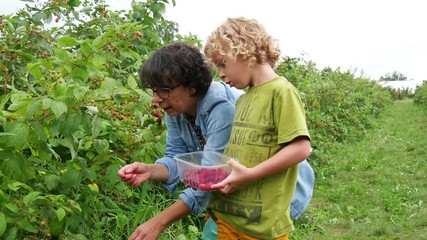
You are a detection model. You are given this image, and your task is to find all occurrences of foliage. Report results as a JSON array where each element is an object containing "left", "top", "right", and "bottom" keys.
[
  {"left": 413, "top": 81, "right": 427, "bottom": 109},
  {"left": 276, "top": 57, "right": 392, "bottom": 160},
  {"left": 382, "top": 86, "right": 415, "bottom": 100},
  {"left": 379, "top": 70, "right": 408, "bottom": 81},
  {"left": 0, "top": 0, "right": 201, "bottom": 238}
]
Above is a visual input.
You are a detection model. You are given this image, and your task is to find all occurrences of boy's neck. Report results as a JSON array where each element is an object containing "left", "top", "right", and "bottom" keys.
[{"left": 250, "top": 63, "right": 278, "bottom": 87}]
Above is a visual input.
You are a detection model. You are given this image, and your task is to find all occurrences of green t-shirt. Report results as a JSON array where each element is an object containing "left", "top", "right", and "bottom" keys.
[{"left": 208, "top": 77, "right": 310, "bottom": 239}]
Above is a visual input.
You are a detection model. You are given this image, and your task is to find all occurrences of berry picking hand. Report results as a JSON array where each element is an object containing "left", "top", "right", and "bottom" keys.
[
  {"left": 128, "top": 217, "right": 165, "bottom": 240},
  {"left": 210, "top": 159, "right": 253, "bottom": 194},
  {"left": 118, "top": 162, "right": 151, "bottom": 187}
]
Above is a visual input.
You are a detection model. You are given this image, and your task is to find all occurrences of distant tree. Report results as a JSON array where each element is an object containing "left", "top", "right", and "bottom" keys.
[{"left": 380, "top": 71, "right": 408, "bottom": 81}]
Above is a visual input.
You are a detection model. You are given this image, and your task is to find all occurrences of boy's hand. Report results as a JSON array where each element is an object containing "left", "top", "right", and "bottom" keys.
[
  {"left": 118, "top": 162, "right": 151, "bottom": 187},
  {"left": 211, "top": 159, "right": 252, "bottom": 194}
]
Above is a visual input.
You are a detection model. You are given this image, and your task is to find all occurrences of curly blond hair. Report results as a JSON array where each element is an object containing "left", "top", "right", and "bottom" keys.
[{"left": 204, "top": 17, "right": 281, "bottom": 68}]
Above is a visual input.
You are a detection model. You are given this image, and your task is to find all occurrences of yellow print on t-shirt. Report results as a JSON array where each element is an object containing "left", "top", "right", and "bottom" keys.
[{"left": 210, "top": 180, "right": 264, "bottom": 223}]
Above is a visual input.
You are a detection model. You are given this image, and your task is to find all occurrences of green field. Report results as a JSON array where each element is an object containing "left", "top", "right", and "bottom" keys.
[{"left": 293, "top": 100, "right": 427, "bottom": 240}]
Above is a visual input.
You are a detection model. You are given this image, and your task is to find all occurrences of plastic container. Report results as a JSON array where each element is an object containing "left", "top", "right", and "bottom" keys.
[{"left": 174, "top": 151, "right": 235, "bottom": 191}]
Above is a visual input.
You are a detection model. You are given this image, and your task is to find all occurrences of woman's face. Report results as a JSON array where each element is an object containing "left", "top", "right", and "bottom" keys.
[{"left": 151, "top": 85, "right": 197, "bottom": 117}]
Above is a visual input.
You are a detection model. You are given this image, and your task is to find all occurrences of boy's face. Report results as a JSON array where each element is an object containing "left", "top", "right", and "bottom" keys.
[{"left": 215, "top": 56, "right": 252, "bottom": 89}]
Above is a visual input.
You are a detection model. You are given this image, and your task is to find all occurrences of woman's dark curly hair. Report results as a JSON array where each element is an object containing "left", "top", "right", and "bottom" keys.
[{"left": 139, "top": 42, "right": 213, "bottom": 96}]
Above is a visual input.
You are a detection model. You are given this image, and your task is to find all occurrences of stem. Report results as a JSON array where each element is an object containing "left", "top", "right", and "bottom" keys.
[{"left": 1, "top": 50, "right": 9, "bottom": 95}]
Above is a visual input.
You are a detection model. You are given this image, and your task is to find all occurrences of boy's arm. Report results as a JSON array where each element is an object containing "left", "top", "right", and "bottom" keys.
[
  {"left": 251, "top": 137, "right": 311, "bottom": 179},
  {"left": 211, "top": 138, "right": 311, "bottom": 193}
]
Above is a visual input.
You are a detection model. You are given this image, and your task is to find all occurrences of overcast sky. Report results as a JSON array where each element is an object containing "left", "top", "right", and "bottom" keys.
[{"left": 2, "top": 0, "right": 426, "bottom": 81}]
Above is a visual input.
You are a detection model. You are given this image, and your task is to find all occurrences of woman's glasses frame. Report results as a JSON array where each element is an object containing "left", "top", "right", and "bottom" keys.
[{"left": 149, "top": 85, "right": 180, "bottom": 99}]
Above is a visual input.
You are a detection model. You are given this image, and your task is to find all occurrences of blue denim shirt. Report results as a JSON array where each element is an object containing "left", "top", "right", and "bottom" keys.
[
  {"left": 155, "top": 82, "right": 315, "bottom": 216},
  {"left": 156, "top": 82, "right": 242, "bottom": 213},
  {"left": 291, "top": 159, "right": 315, "bottom": 219}
]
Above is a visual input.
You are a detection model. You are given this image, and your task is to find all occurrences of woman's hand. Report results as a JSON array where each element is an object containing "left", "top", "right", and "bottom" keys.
[
  {"left": 128, "top": 217, "right": 165, "bottom": 240},
  {"left": 118, "top": 162, "right": 151, "bottom": 187}
]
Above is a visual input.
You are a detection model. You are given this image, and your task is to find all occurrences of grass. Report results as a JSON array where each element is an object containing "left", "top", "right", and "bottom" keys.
[{"left": 293, "top": 99, "right": 427, "bottom": 240}]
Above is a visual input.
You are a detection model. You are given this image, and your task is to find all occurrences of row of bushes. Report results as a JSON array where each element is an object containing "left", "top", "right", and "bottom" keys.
[
  {"left": 276, "top": 57, "right": 392, "bottom": 163},
  {"left": 1, "top": 1, "right": 181, "bottom": 239},
  {"left": 414, "top": 82, "right": 427, "bottom": 108}
]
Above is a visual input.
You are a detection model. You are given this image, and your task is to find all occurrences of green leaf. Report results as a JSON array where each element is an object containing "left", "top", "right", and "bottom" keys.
[
  {"left": 37, "top": 37, "right": 50, "bottom": 50},
  {"left": 91, "top": 116, "right": 102, "bottom": 138},
  {"left": 23, "top": 191, "right": 42, "bottom": 206},
  {"left": 82, "top": 167, "right": 96, "bottom": 180},
  {"left": 68, "top": 0, "right": 81, "bottom": 7},
  {"left": 127, "top": 75, "right": 138, "bottom": 89},
  {"left": 52, "top": 81, "right": 68, "bottom": 99},
  {"left": 175, "top": 234, "right": 186, "bottom": 240},
  {"left": 119, "top": 50, "right": 134, "bottom": 59},
  {"left": 54, "top": 47, "right": 71, "bottom": 61},
  {"left": 73, "top": 86, "right": 88, "bottom": 100},
  {"left": 56, "top": 207, "right": 66, "bottom": 222},
  {"left": 57, "top": 36, "right": 79, "bottom": 47},
  {"left": 7, "top": 181, "right": 30, "bottom": 191},
  {"left": 7, "top": 92, "right": 31, "bottom": 112},
  {"left": 26, "top": 99, "right": 43, "bottom": 118},
  {"left": 50, "top": 101, "right": 68, "bottom": 118},
  {"left": 4, "top": 227, "right": 17, "bottom": 240},
  {"left": 41, "top": 98, "right": 53, "bottom": 110},
  {"left": 0, "top": 213, "right": 6, "bottom": 237},
  {"left": 3, "top": 122, "right": 29, "bottom": 148},
  {"left": 0, "top": 190, "right": 7, "bottom": 203},
  {"left": 119, "top": 49, "right": 141, "bottom": 60},
  {"left": 61, "top": 169, "right": 82, "bottom": 191},
  {"left": 61, "top": 112, "right": 82, "bottom": 136},
  {"left": 31, "top": 121, "right": 47, "bottom": 142},
  {"left": 17, "top": 220, "right": 36, "bottom": 233},
  {"left": 93, "top": 139, "right": 109, "bottom": 154},
  {"left": 44, "top": 174, "right": 61, "bottom": 190},
  {"left": 27, "top": 63, "right": 43, "bottom": 80},
  {"left": 92, "top": 36, "right": 102, "bottom": 48},
  {"left": 85, "top": 151, "right": 95, "bottom": 160},
  {"left": 101, "top": 77, "right": 122, "bottom": 91},
  {"left": 4, "top": 203, "right": 19, "bottom": 213},
  {"left": 6, "top": 21, "right": 14, "bottom": 32},
  {"left": 3, "top": 153, "right": 36, "bottom": 181},
  {"left": 16, "top": 26, "right": 26, "bottom": 34},
  {"left": 0, "top": 133, "right": 15, "bottom": 136},
  {"left": 0, "top": 95, "right": 11, "bottom": 110},
  {"left": 79, "top": 42, "right": 93, "bottom": 57},
  {"left": 87, "top": 183, "right": 99, "bottom": 192},
  {"left": 32, "top": 12, "right": 46, "bottom": 22},
  {"left": 92, "top": 55, "right": 106, "bottom": 68},
  {"left": 69, "top": 67, "right": 89, "bottom": 81},
  {"left": 58, "top": 137, "right": 76, "bottom": 159}
]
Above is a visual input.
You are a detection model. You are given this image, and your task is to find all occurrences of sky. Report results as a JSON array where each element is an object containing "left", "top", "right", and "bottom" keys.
[{"left": 2, "top": 0, "right": 426, "bottom": 81}]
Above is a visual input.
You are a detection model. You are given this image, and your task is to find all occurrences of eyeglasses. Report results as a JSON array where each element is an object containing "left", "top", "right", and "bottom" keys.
[{"left": 149, "top": 85, "right": 180, "bottom": 99}]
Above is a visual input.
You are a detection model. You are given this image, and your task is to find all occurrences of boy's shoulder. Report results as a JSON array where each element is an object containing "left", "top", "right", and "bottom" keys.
[{"left": 255, "top": 76, "right": 296, "bottom": 91}]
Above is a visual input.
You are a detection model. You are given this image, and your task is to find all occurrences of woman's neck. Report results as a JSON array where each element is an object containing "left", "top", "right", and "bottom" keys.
[{"left": 186, "top": 97, "right": 198, "bottom": 118}]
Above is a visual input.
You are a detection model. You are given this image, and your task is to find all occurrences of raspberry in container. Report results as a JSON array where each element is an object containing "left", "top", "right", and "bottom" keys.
[{"left": 174, "top": 151, "right": 237, "bottom": 191}]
